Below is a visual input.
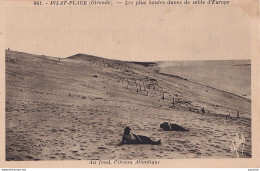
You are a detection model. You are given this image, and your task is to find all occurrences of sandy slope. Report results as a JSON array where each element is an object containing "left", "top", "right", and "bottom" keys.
[
  {"left": 158, "top": 60, "right": 251, "bottom": 99},
  {"left": 5, "top": 50, "right": 251, "bottom": 160}
]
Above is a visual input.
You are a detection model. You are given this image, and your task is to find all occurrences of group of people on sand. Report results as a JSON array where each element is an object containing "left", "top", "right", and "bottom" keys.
[{"left": 118, "top": 122, "right": 188, "bottom": 146}]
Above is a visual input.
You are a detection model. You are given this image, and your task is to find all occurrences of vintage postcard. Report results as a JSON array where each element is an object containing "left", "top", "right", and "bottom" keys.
[{"left": 0, "top": 0, "right": 259, "bottom": 168}]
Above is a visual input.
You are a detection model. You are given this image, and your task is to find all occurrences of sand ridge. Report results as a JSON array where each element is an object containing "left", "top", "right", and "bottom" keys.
[{"left": 5, "top": 50, "right": 251, "bottom": 160}]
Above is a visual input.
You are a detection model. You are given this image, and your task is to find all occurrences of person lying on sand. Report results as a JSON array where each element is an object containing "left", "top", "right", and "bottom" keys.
[
  {"left": 117, "top": 126, "right": 161, "bottom": 145},
  {"left": 160, "top": 122, "right": 189, "bottom": 131}
]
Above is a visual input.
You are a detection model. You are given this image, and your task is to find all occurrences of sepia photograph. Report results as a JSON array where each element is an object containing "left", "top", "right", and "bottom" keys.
[
  {"left": 5, "top": 50, "right": 251, "bottom": 160},
  {"left": 1, "top": 0, "right": 259, "bottom": 168}
]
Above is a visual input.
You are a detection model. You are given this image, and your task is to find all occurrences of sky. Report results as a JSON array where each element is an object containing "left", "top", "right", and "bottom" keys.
[{"left": 4, "top": 0, "right": 255, "bottom": 61}]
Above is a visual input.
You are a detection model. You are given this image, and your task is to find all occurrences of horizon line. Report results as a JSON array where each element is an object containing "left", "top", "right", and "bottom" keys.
[{"left": 5, "top": 49, "right": 251, "bottom": 63}]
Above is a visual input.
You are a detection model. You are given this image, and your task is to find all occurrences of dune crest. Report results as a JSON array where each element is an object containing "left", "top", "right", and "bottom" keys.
[{"left": 5, "top": 50, "right": 251, "bottom": 160}]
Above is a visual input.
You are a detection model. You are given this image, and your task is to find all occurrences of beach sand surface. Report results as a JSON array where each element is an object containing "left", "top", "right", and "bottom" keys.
[{"left": 6, "top": 50, "right": 251, "bottom": 160}]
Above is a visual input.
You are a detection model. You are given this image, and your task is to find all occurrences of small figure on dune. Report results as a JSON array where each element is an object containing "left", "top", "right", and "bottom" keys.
[
  {"left": 118, "top": 126, "right": 161, "bottom": 145},
  {"left": 201, "top": 107, "right": 205, "bottom": 114},
  {"left": 226, "top": 113, "right": 231, "bottom": 118},
  {"left": 237, "top": 111, "right": 240, "bottom": 118},
  {"left": 160, "top": 122, "right": 189, "bottom": 131}
]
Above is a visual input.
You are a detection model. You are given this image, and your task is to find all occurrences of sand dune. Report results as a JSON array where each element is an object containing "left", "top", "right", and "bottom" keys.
[
  {"left": 5, "top": 50, "right": 251, "bottom": 160},
  {"left": 158, "top": 60, "right": 251, "bottom": 99}
]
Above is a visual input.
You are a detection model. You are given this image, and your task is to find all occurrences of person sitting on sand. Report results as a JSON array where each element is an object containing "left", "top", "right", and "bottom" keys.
[{"left": 118, "top": 126, "right": 161, "bottom": 145}]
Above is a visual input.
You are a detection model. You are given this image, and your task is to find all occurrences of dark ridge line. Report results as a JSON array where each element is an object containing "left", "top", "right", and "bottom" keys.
[
  {"left": 130, "top": 62, "right": 157, "bottom": 67},
  {"left": 7, "top": 50, "right": 156, "bottom": 65},
  {"left": 5, "top": 49, "right": 60, "bottom": 60},
  {"left": 155, "top": 70, "right": 188, "bottom": 80},
  {"left": 68, "top": 53, "right": 158, "bottom": 64},
  {"left": 6, "top": 50, "right": 41, "bottom": 57},
  {"left": 7, "top": 50, "right": 156, "bottom": 69},
  {"left": 67, "top": 54, "right": 160, "bottom": 69},
  {"left": 68, "top": 53, "right": 110, "bottom": 60},
  {"left": 233, "top": 64, "right": 251, "bottom": 66},
  {"left": 68, "top": 53, "right": 131, "bottom": 64}
]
